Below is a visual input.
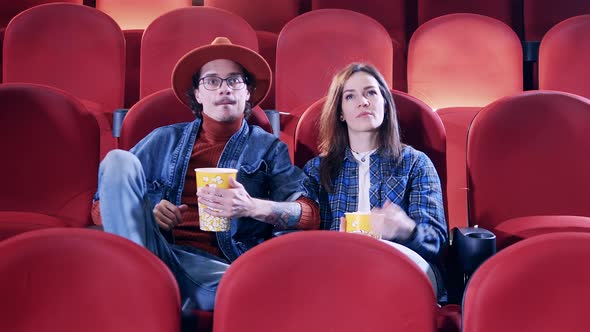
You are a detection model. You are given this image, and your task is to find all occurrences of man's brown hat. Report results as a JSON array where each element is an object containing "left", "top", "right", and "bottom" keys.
[{"left": 171, "top": 37, "right": 272, "bottom": 108}]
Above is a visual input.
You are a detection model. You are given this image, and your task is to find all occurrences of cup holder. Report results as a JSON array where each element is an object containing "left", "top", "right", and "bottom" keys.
[
  {"left": 466, "top": 232, "right": 495, "bottom": 239},
  {"left": 453, "top": 227, "right": 497, "bottom": 276}
]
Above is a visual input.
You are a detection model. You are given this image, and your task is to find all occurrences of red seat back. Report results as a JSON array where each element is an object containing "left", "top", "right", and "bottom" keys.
[
  {"left": 408, "top": 13, "right": 522, "bottom": 110},
  {"left": 276, "top": 9, "right": 393, "bottom": 155},
  {"left": 310, "top": 0, "right": 411, "bottom": 90},
  {"left": 204, "top": 0, "right": 301, "bottom": 33},
  {"left": 214, "top": 231, "right": 437, "bottom": 332},
  {"left": 0, "top": 84, "right": 100, "bottom": 227},
  {"left": 539, "top": 15, "right": 590, "bottom": 99},
  {"left": 3, "top": 3, "right": 125, "bottom": 113},
  {"left": 463, "top": 232, "right": 590, "bottom": 332},
  {"left": 276, "top": 9, "right": 392, "bottom": 114},
  {"left": 96, "top": 0, "right": 192, "bottom": 30},
  {"left": 0, "top": 228, "right": 180, "bottom": 332},
  {"left": 0, "top": 0, "right": 82, "bottom": 28},
  {"left": 467, "top": 91, "right": 590, "bottom": 233},
  {"left": 140, "top": 7, "right": 258, "bottom": 99},
  {"left": 418, "top": 0, "right": 522, "bottom": 37}
]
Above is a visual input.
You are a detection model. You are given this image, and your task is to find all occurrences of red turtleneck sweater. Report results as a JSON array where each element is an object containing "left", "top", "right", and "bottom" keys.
[{"left": 93, "top": 113, "right": 319, "bottom": 258}]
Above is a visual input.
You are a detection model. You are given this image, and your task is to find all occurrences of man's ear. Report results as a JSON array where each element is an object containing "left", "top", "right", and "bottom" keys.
[{"left": 194, "top": 88, "right": 202, "bottom": 104}]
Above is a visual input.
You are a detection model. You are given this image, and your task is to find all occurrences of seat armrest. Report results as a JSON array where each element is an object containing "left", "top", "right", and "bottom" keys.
[{"left": 112, "top": 108, "right": 129, "bottom": 138}]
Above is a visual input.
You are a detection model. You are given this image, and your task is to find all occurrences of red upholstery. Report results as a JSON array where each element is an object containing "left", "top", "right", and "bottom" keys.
[
  {"left": 408, "top": 13, "right": 522, "bottom": 229},
  {"left": 495, "top": 215, "right": 590, "bottom": 248},
  {"left": 310, "top": 0, "right": 410, "bottom": 91},
  {"left": 255, "top": 31, "right": 278, "bottom": 109},
  {"left": 463, "top": 232, "right": 590, "bottom": 332},
  {"left": 276, "top": 9, "right": 393, "bottom": 157},
  {"left": 408, "top": 13, "right": 522, "bottom": 110},
  {"left": 214, "top": 231, "right": 438, "bottom": 332},
  {"left": 0, "top": 0, "right": 82, "bottom": 28},
  {"left": 123, "top": 29, "right": 143, "bottom": 108},
  {"left": 436, "top": 107, "right": 481, "bottom": 229},
  {"left": 0, "top": 84, "right": 100, "bottom": 227},
  {"left": 204, "top": 0, "right": 301, "bottom": 33},
  {"left": 539, "top": 15, "right": 590, "bottom": 99},
  {"left": 0, "top": 212, "right": 66, "bottom": 241},
  {"left": 467, "top": 91, "right": 590, "bottom": 248},
  {"left": 3, "top": 3, "right": 124, "bottom": 157},
  {"left": 418, "top": 0, "right": 523, "bottom": 38},
  {"left": 140, "top": 7, "right": 258, "bottom": 99},
  {"left": 0, "top": 228, "right": 180, "bottom": 332},
  {"left": 119, "top": 88, "right": 272, "bottom": 150},
  {"left": 524, "top": 0, "right": 590, "bottom": 41},
  {"left": 96, "top": 0, "right": 192, "bottom": 30}
]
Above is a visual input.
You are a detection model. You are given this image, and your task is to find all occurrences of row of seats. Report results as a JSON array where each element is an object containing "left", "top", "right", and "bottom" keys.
[
  {"left": 2, "top": 4, "right": 589, "bottom": 159},
  {"left": 1, "top": 3, "right": 589, "bottom": 108},
  {"left": 2, "top": 82, "right": 590, "bottom": 250},
  {"left": 4, "top": 0, "right": 587, "bottom": 42},
  {"left": 3, "top": 226, "right": 590, "bottom": 332}
]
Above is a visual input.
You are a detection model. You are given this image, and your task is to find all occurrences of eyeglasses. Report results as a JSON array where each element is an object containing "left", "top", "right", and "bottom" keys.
[{"left": 198, "top": 75, "right": 247, "bottom": 91}]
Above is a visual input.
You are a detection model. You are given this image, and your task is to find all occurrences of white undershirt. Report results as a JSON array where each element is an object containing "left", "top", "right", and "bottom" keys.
[{"left": 351, "top": 149, "right": 376, "bottom": 212}]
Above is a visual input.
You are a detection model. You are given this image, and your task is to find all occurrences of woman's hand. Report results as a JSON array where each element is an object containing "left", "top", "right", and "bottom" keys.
[{"left": 371, "top": 200, "right": 416, "bottom": 241}]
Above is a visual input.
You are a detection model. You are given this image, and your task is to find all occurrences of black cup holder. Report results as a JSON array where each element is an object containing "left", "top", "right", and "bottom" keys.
[
  {"left": 453, "top": 227, "right": 496, "bottom": 276},
  {"left": 466, "top": 232, "right": 494, "bottom": 239}
]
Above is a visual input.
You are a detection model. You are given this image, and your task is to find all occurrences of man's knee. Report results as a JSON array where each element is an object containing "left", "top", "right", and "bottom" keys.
[
  {"left": 99, "top": 150, "right": 144, "bottom": 185},
  {"left": 100, "top": 150, "right": 141, "bottom": 174}
]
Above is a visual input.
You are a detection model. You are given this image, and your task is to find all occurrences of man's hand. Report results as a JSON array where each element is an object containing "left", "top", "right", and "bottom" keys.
[
  {"left": 153, "top": 200, "right": 188, "bottom": 231},
  {"left": 372, "top": 200, "right": 416, "bottom": 241},
  {"left": 197, "top": 177, "right": 255, "bottom": 219}
]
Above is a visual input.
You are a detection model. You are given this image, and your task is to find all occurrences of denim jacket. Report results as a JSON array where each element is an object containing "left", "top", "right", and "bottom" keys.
[
  {"left": 303, "top": 146, "right": 447, "bottom": 264},
  {"left": 128, "top": 118, "right": 309, "bottom": 262}
]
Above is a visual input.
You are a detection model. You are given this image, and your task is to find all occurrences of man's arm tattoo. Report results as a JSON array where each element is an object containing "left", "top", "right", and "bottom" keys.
[{"left": 264, "top": 202, "right": 302, "bottom": 229}]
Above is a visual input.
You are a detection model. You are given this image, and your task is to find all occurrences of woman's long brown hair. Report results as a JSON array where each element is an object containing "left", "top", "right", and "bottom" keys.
[{"left": 318, "top": 63, "right": 402, "bottom": 192}]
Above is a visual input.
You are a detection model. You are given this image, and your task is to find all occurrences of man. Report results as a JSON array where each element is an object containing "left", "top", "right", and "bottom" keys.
[{"left": 93, "top": 37, "right": 319, "bottom": 311}]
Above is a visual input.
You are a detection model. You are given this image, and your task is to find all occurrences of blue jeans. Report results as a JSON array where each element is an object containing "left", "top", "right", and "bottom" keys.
[{"left": 98, "top": 150, "right": 229, "bottom": 311}]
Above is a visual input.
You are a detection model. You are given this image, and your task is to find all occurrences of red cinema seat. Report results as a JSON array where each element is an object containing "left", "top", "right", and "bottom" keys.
[
  {"left": 0, "top": 83, "right": 100, "bottom": 228},
  {"left": 467, "top": 91, "right": 590, "bottom": 248},
  {"left": 95, "top": 0, "right": 192, "bottom": 30},
  {"left": 140, "top": 7, "right": 258, "bottom": 100},
  {"left": 3, "top": 3, "right": 124, "bottom": 158},
  {"left": 0, "top": 228, "right": 181, "bottom": 332},
  {"left": 463, "top": 232, "right": 590, "bottom": 332},
  {"left": 311, "top": 0, "right": 413, "bottom": 91},
  {"left": 0, "top": 0, "right": 82, "bottom": 28},
  {"left": 418, "top": 0, "right": 523, "bottom": 38},
  {"left": 539, "top": 15, "right": 590, "bottom": 99},
  {"left": 214, "top": 231, "right": 438, "bottom": 332},
  {"left": 276, "top": 9, "right": 393, "bottom": 159},
  {"left": 408, "top": 13, "right": 522, "bottom": 227},
  {"left": 408, "top": 13, "right": 522, "bottom": 110}
]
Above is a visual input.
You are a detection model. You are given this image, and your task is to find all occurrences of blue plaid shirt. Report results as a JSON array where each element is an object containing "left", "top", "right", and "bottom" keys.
[{"left": 303, "top": 145, "right": 447, "bottom": 263}]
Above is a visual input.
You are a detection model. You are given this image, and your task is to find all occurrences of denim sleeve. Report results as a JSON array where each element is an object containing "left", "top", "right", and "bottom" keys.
[
  {"left": 267, "top": 140, "right": 310, "bottom": 203},
  {"left": 399, "top": 152, "right": 448, "bottom": 263},
  {"left": 302, "top": 157, "right": 321, "bottom": 205}
]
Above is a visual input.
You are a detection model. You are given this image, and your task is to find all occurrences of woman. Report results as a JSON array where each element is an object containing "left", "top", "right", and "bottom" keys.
[{"left": 304, "top": 63, "right": 447, "bottom": 298}]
